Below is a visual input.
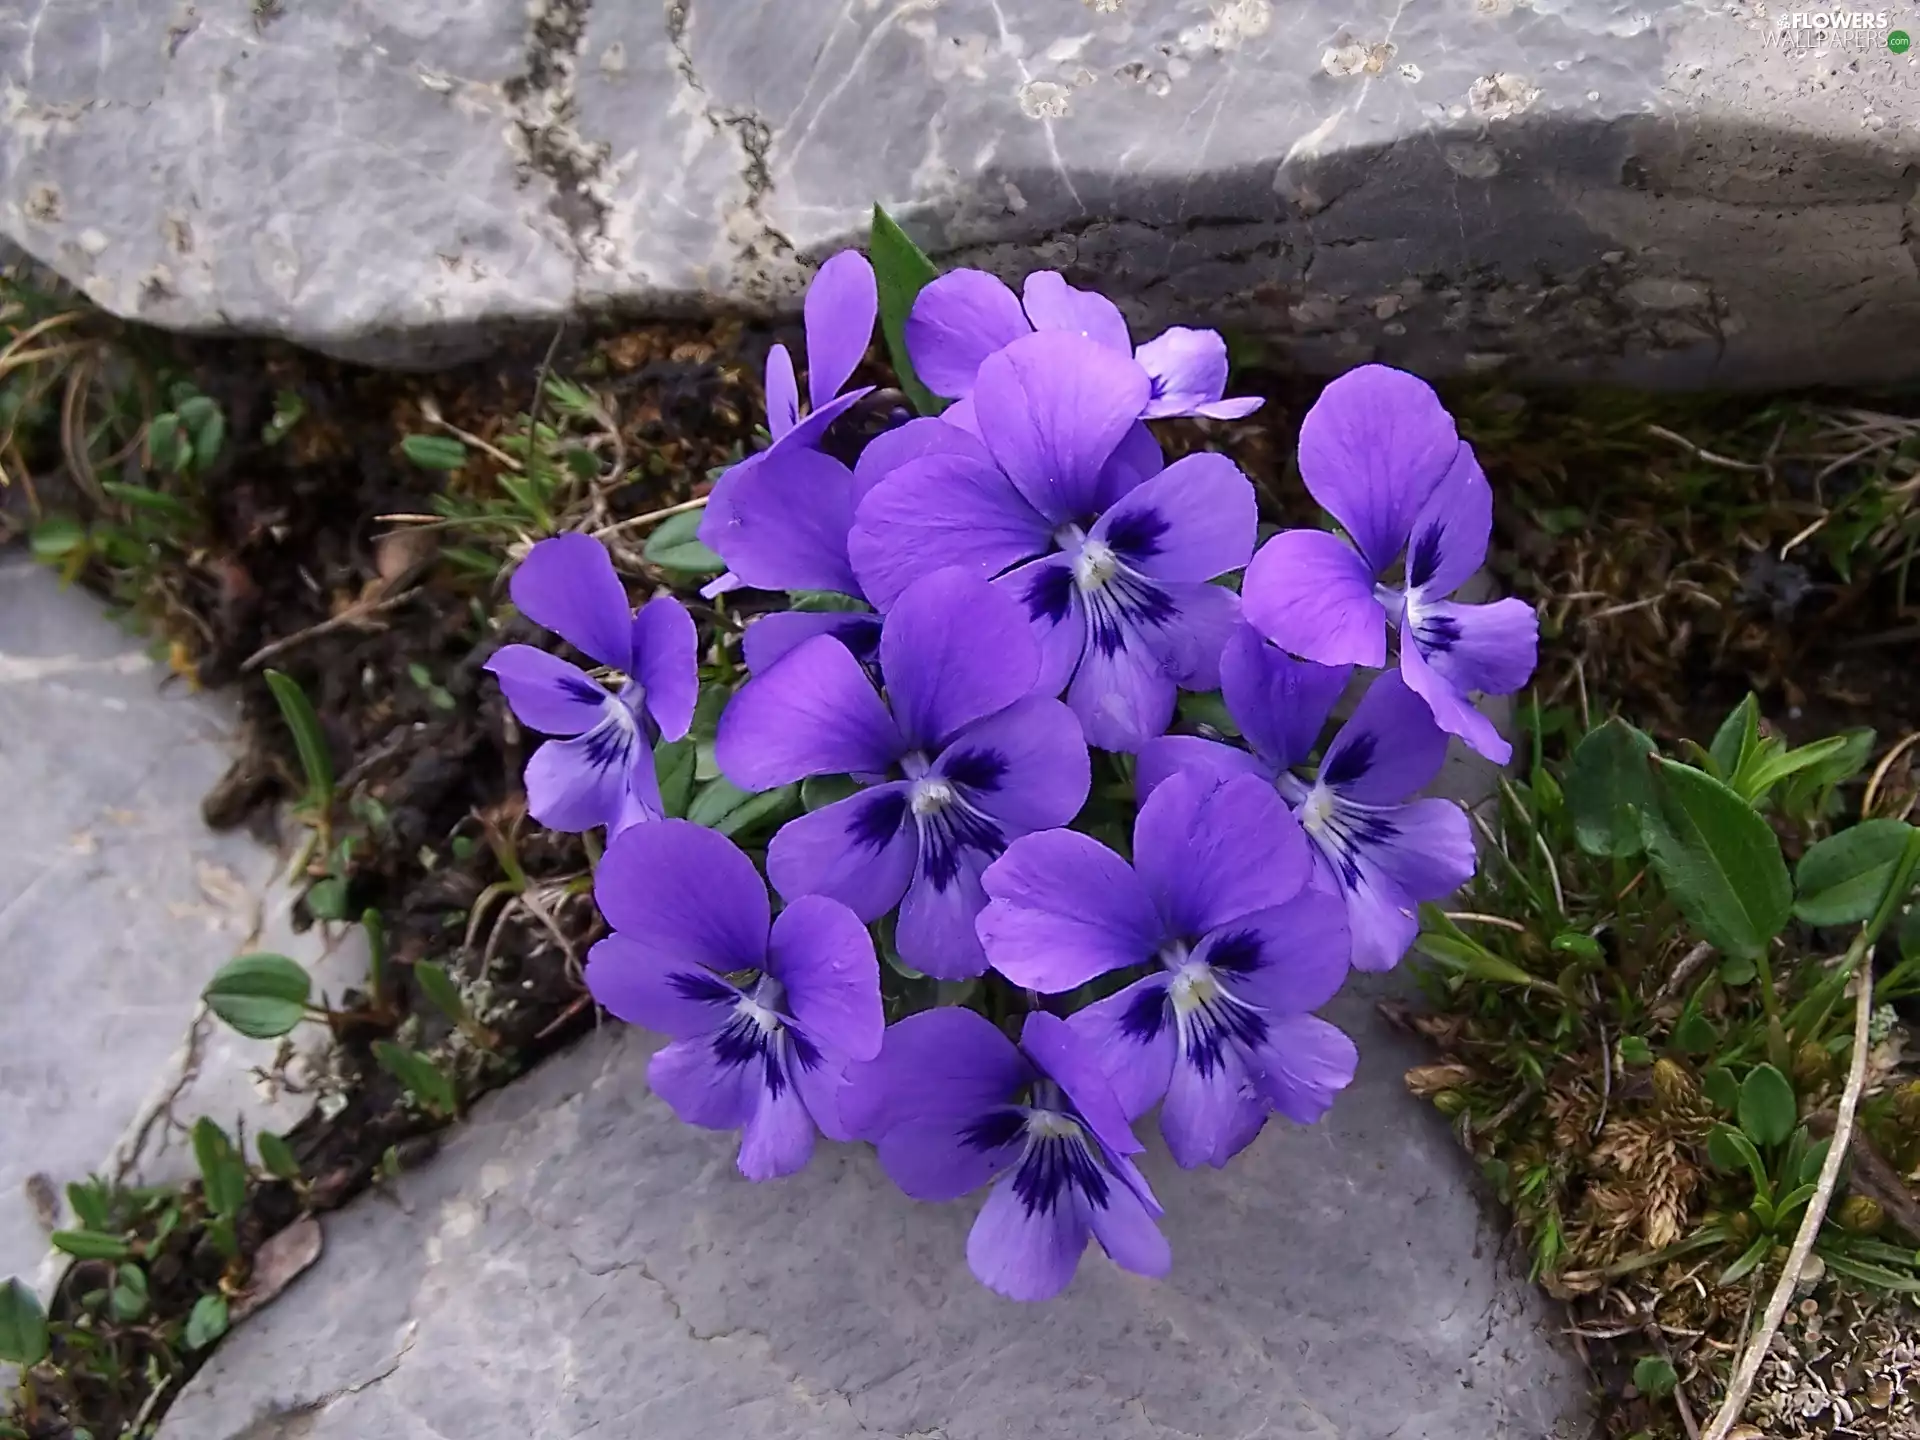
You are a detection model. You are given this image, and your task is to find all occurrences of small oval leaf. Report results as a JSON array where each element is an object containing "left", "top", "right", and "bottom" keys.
[
  {"left": 400, "top": 434, "right": 469, "bottom": 470},
  {"left": 1738, "top": 1063, "right": 1798, "bottom": 1148},
  {"left": 1793, "top": 819, "right": 1917, "bottom": 928},
  {"left": 50, "top": 1229, "right": 132, "bottom": 1260},
  {"left": 202, "top": 953, "right": 313, "bottom": 1039},
  {"left": 184, "top": 1291, "right": 229, "bottom": 1350},
  {"left": 0, "top": 1278, "right": 50, "bottom": 1366}
]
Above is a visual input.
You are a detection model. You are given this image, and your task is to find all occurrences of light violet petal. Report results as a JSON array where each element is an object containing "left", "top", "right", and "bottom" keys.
[
  {"left": 792, "top": 1053, "right": 856, "bottom": 1143},
  {"left": 1320, "top": 668, "right": 1450, "bottom": 804},
  {"left": 1133, "top": 326, "right": 1229, "bottom": 417},
  {"left": 1066, "top": 621, "right": 1178, "bottom": 754},
  {"left": 877, "top": 1118, "right": 1019, "bottom": 1202},
  {"left": 484, "top": 645, "right": 609, "bottom": 736},
  {"left": 1189, "top": 396, "right": 1265, "bottom": 420},
  {"left": 850, "top": 414, "right": 996, "bottom": 506},
  {"left": 737, "top": 1065, "right": 817, "bottom": 1180},
  {"left": 1297, "top": 364, "right": 1461, "bottom": 574},
  {"left": 994, "top": 555, "right": 1084, "bottom": 697},
  {"left": 1320, "top": 843, "right": 1423, "bottom": 972},
  {"left": 1162, "top": 1042, "right": 1261, "bottom": 1169},
  {"left": 847, "top": 453, "right": 1052, "bottom": 612},
  {"left": 1196, "top": 888, "right": 1351, "bottom": 1015},
  {"left": 764, "top": 343, "right": 800, "bottom": 439},
  {"left": 968, "top": 1171, "right": 1090, "bottom": 1302},
  {"left": 741, "top": 609, "right": 879, "bottom": 675},
  {"left": 935, "top": 695, "right": 1090, "bottom": 834},
  {"left": 1405, "top": 441, "right": 1492, "bottom": 599},
  {"left": 1249, "top": 1014, "right": 1359, "bottom": 1125},
  {"left": 842, "top": 1007, "right": 1031, "bottom": 1142},
  {"left": 894, "top": 844, "right": 995, "bottom": 980},
  {"left": 880, "top": 568, "right": 1040, "bottom": 751},
  {"left": 1064, "top": 975, "right": 1178, "bottom": 1121},
  {"left": 1398, "top": 634, "right": 1513, "bottom": 765},
  {"left": 777, "top": 385, "right": 874, "bottom": 454},
  {"left": 1135, "top": 735, "right": 1272, "bottom": 803},
  {"left": 1349, "top": 795, "right": 1477, "bottom": 904},
  {"left": 1083, "top": 1167, "right": 1173, "bottom": 1279},
  {"left": 1217, "top": 624, "right": 1350, "bottom": 772},
  {"left": 803, "top": 249, "right": 877, "bottom": 409},
  {"left": 1092, "top": 420, "right": 1165, "bottom": 510},
  {"left": 1414, "top": 596, "right": 1540, "bottom": 698},
  {"left": 508, "top": 532, "right": 633, "bottom": 671},
  {"left": 707, "top": 447, "right": 860, "bottom": 596},
  {"left": 1241, "top": 529, "right": 1388, "bottom": 668},
  {"left": 1133, "top": 770, "right": 1310, "bottom": 938},
  {"left": 595, "top": 819, "right": 770, "bottom": 967},
  {"left": 977, "top": 830, "right": 1160, "bottom": 993},
  {"left": 767, "top": 895, "right": 883, "bottom": 1062},
  {"left": 765, "top": 784, "right": 917, "bottom": 921},
  {"left": 583, "top": 934, "right": 741, "bottom": 1038},
  {"left": 631, "top": 595, "right": 698, "bottom": 742},
  {"left": 905, "top": 269, "right": 1031, "bottom": 398},
  {"left": 649, "top": 1037, "right": 758, "bottom": 1131},
  {"left": 524, "top": 723, "right": 642, "bottom": 834},
  {"left": 1091, "top": 452, "right": 1257, "bottom": 583},
  {"left": 1137, "top": 580, "right": 1241, "bottom": 691},
  {"left": 1020, "top": 271, "right": 1132, "bottom": 353},
  {"left": 715, "top": 635, "right": 903, "bottom": 788},
  {"left": 1020, "top": 1012, "right": 1142, "bottom": 1158}
]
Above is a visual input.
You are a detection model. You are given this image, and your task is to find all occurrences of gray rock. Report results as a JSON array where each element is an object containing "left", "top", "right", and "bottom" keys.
[
  {"left": 2, "top": 0, "right": 1916, "bottom": 384},
  {"left": 158, "top": 995, "right": 1588, "bottom": 1440}
]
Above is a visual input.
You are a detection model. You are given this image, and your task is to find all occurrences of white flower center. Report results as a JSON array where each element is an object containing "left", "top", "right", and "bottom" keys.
[
  {"left": 1073, "top": 538, "right": 1119, "bottom": 592},
  {"left": 911, "top": 777, "right": 957, "bottom": 816},
  {"left": 1299, "top": 785, "right": 1335, "bottom": 833},
  {"left": 1168, "top": 964, "right": 1222, "bottom": 1016},
  {"left": 1025, "top": 1108, "right": 1086, "bottom": 1142}
]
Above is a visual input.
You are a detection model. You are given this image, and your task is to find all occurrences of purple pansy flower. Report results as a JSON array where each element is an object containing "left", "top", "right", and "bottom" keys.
[
  {"left": 905, "top": 267, "right": 1262, "bottom": 420},
  {"left": 714, "top": 567, "right": 1090, "bottom": 980},
  {"left": 700, "top": 249, "right": 878, "bottom": 598},
  {"left": 1239, "top": 364, "right": 1537, "bottom": 764},
  {"left": 1138, "top": 626, "right": 1477, "bottom": 973},
  {"left": 978, "top": 770, "right": 1356, "bottom": 1168},
  {"left": 844, "top": 1008, "right": 1169, "bottom": 1302},
  {"left": 850, "top": 330, "right": 1255, "bottom": 752},
  {"left": 584, "top": 819, "right": 882, "bottom": 1180},
  {"left": 484, "top": 533, "right": 697, "bottom": 835}
]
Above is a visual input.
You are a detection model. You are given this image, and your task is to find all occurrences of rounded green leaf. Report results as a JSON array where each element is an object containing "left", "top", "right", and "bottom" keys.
[
  {"left": 1642, "top": 758, "right": 1791, "bottom": 960},
  {"left": 29, "top": 515, "right": 86, "bottom": 563},
  {"left": 202, "top": 953, "right": 312, "bottom": 1039},
  {"left": 1738, "top": 1063, "right": 1797, "bottom": 1148},
  {"left": 1793, "top": 819, "right": 1917, "bottom": 928},
  {"left": 192, "top": 1117, "right": 248, "bottom": 1219},
  {"left": 642, "top": 509, "right": 725, "bottom": 577},
  {"left": 1563, "top": 719, "right": 1659, "bottom": 858},
  {"left": 400, "top": 434, "right": 469, "bottom": 470},
  {"left": 1631, "top": 1355, "right": 1677, "bottom": 1399},
  {"left": 0, "top": 1278, "right": 50, "bottom": 1365},
  {"left": 256, "top": 1130, "right": 301, "bottom": 1183},
  {"left": 184, "top": 1291, "right": 229, "bottom": 1351}
]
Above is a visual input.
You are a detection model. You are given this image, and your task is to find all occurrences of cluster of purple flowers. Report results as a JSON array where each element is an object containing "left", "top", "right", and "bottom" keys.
[{"left": 487, "top": 251, "right": 1538, "bottom": 1301}]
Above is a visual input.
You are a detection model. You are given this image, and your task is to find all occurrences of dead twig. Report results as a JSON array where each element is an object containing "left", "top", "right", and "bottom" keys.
[
  {"left": 1644, "top": 424, "right": 1771, "bottom": 476},
  {"left": 1652, "top": 941, "right": 1716, "bottom": 1009},
  {"left": 240, "top": 587, "right": 422, "bottom": 671}
]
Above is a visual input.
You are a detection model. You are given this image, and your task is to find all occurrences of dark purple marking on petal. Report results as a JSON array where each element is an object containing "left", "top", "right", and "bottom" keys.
[
  {"left": 560, "top": 672, "right": 608, "bottom": 706},
  {"left": 1104, "top": 508, "right": 1169, "bottom": 562},
  {"left": 668, "top": 971, "right": 738, "bottom": 1006},
  {"left": 1182, "top": 988, "right": 1269, "bottom": 1079},
  {"left": 1415, "top": 611, "right": 1464, "bottom": 653},
  {"left": 1119, "top": 984, "right": 1170, "bottom": 1042},
  {"left": 850, "top": 788, "right": 909, "bottom": 851},
  {"left": 1011, "top": 1124, "right": 1111, "bottom": 1215},
  {"left": 920, "top": 801, "right": 1004, "bottom": 891},
  {"left": 941, "top": 748, "right": 1008, "bottom": 794},
  {"left": 1406, "top": 522, "right": 1445, "bottom": 592},
  {"left": 1088, "top": 572, "right": 1178, "bottom": 657},
  {"left": 1319, "top": 733, "right": 1376, "bottom": 788},
  {"left": 1025, "top": 564, "right": 1074, "bottom": 626},
  {"left": 709, "top": 1009, "right": 782, "bottom": 1094},
  {"left": 961, "top": 1106, "right": 1027, "bottom": 1153},
  {"left": 788, "top": 1025, "right": 824, "bottom": 1073},
  {"left": 1205, "top": 930, "right": 1263, "bottom": 976}
]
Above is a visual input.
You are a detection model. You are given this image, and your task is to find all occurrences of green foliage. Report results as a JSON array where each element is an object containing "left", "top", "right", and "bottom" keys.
[
  {"left": 262, "top": 388, "right": 306, "bottom": 444},
  {"left": 643, "top": 508, "right": 725, "bottom": 578},
  {"left": 183, "top": 1293, "right": 228, "bottom": 1351},
  {"left": 686, "top": 777, "right": 803, "bottom": 839},
  {"left": 1640, "top": 758, "right": 1791, "bottom": 960},
  {"left": 263, "top": 668, "right": 334, "bottom": 815},
  {"left": 202, "top": 952, "right": 313, "bottom": 1039},
  {"left": 1631, "top": 1355, "right": 1677, "bottom": 1399},
  {"left": 869, "top": 205, "right": 945, "bottom": 416},
  {"left": 256, "top": 1130, "right": 301, "bottom": 1183},
  {"left": 401, "top": 433, "right": 469, "bottom": 470},
  {"left": 412, "top": 960, "right": 467, "bottom": 1024},
  {"left": 654, "top": 737, "right": 698, "bottom": 818},
  {"left": 110, "top": 1264, "right": 149, "bottom": 1323},
  {"left": 1793, "top": 819, "right": 1917, "bottom": 927},
  {"left": 1736, "top": 1064, "right": 1797, "bottom": 1147},
  {"left": 147, "top": 387, "right": 225, "bottom": 476},
  {"left": 1563, "top": 719, "right": 1657, "bottom": 857},
  {"left": 0, "top": 1280, "right": 49, "bottom": 1366},
  {"left": 49, "top": 1230, "right": 131, "bottom": 1261},
  {"left": 372, "top": 1041, "right": 458, "bottom": 1118},
  {"left": 191, "top": 1119, "right": 248, "bottom": 1221}
]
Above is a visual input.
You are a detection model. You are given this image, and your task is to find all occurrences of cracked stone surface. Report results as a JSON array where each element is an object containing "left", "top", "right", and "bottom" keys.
[
  {"left": 0, "top": 552, "right": 366, "bottom": 1295},
  {"left": 2, "top": 0, "right": 1917, "bottom": 384},
  {"left": 159, "top": 1007, "right": 1589, "bottom": 1440}
]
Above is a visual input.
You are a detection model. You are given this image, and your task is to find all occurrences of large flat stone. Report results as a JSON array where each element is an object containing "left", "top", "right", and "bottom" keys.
[
  {"left": 2, "top": 1, "right": 1915, "bottom": 384},
  {"left": 158, "top": 991, "right": 1588, "bottom": 1440}
]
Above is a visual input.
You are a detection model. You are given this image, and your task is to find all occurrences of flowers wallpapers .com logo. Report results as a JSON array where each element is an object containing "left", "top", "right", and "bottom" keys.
[
  {"left": 1892, "top": 27, "right": 1913, "bottom": 49},
  {"left": 1776, "top": 9, "right": 1892, "bottom": 28},
  {"left": 1765, "top": 10, "right": 1914, "bottom": 53}
]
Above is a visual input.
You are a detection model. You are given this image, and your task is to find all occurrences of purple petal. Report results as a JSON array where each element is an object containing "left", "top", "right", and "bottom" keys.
[
  {"left": 485, "top": 644, "right": 610, "bottom": 736},
  {"left": 1133, "top": 770, "right": 1310, "bottom": 938},
  {"left": 613, "top": 746, "right": 666, "bottom": 835},
  {"left": 1083, "top": 1166, "right": 1173, "bottom": 1280},
  {"left": 583, "top": 933, "right": 741, "bottom": 1038},
  {"left": 905, "top": 269, "right": 1031, "bottom": 399},
  {"left": 1249, "top": 1014, "right": 1359, "bottom": 1124},
  {"left": 594, "top": 818, "right": 770, "bottom": 969},
  {"left": 1137, "top": 580, "right": 1241, "bottom": 691},
  {"left": 1091, "top": 452, "right": 1256, "bottom": 583},
  {"left": 1354, "top": 795, "right": 1477, "bottom": 904},
  {"left": 792, "top": 1053, "right": 856, "bottom": 1143},
  {"left": 1064, "top": 975, "right": 1177, "bottom": 1120},
  {"left": 649, "top": 1037, "right": 758, "bottom": 1131},
  {"left": 1190, "top": 396, "right": 1266, "bottom": 421},
  {"left": 741, "top": 609, "right": 878, "bottom": 674},
  {"left": 1297, "top": 364, "right": 1461, "bottom": 574},
  {"left": 977, "top": 830, "right": 1161, "bottom": 993},
  {"left": 994, "top": 555, "right": 1083, "bottom": 696},
  {"left": 765, "top": 783, "right": 917, "bottom": 920},
  {"left": 1020, "top": 1011, "right": 1142, "bottom": 1158},
  {"left": 766, "top": 895, "right": 883, "bottom": 1062},
  {"left": 842, "top": 1006, "right": 1031, "bottom": 1142},
  {"left": 764, "top": 344, "right": 800, "bottom": 439},
  {"left": 1066, "top": 622, "right": 1177, "bottom": 754},
  {"left": 1241, "top": 529, "right": 1388, "bottom": 668},
  {"left": 1316, "top": 846, "right": 1421, "bottom": 973},
  {"left": 803, "top": 249, "right": 877, "bottom": 409},
  {"left": 850, "top": 414, "right": 995, "bottom": 506},
  {"left": 777, "top": 385, "right": 875, "bottom": 455},
  {"left": 1398, "top": 634, "right": 1513, "bottom": 766},
  {"left": 523, "top": 722, "right": 645, "bottom": 834},
  {"left": 940, "top": 393, "right": 983, "bottom": 437},
  {"left": 967, "top": 1169, "right": 1091, "bottom": 1302},
  {"left": 509, "top": 532, "right": 634, "bottom": 671},
  {"left": 1136, "top": 734, "right": 1272, "bottom": 802},
  {"left": 1196, "top": 888, "right": 1351, "bottom": 1015},
  {"left": 1132, "top": 326, "right": 1256, "bottom": 421},
  {"left": 1405, "top": 442, "right": 1492, "bottom": 599},
  {"left": 700, "top": 569, "right": 746, "bottom": 600},
  {"left": 935, "top": 695, "right": 1089, "bottom": 833},
  {"left": 880, "top": 568, "right": 1040, "bottom": 751},
  {"left": 1410, "top": 595, "right": 1539, "bottom": 698},
  {"left": 715, "top": 635, "right": 903, "bottom": 788},
  {"left": 972, "top": 331, "right": 1152, "bottom": 524},
  {"left": 846, "top": 452, "right": 1052, "bottom": 613},
  {"left": 875, "top": 1117, "right": 1020, "bottom": 1202},
  {"left": 737, "top": 1069, "right": 816, "bottom": 1180},
  {"left": 1218, "top": 624, "right": 1350, "bottom": 772},
  {"left": 631, "top": 595, "right": 698, "bottom": 742},
  {"left": 894, "top": 845, "right": 994, "bottom": 980},
  {"left": 1020, "top": 271, "right": 1132, "bottom": 353},
  {"left": 1162, "top": 1043, "right": 1264, "bottom": 1169},
  {"left": 1320, "top": 669, "right": 1449, "bottom": 804},
  {"left": 1092, "top": 420, "right": 1165, "bottom": 511},
  {"left": 708, "top": 448, "right": 860, "bottom": 596}
]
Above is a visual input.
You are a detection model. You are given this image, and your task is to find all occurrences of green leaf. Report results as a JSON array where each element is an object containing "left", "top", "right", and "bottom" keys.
[
  {"left": 787, "top": 590, "right": 872, "bottom": 614},
  {"left": 1564, "top": 719, "right": 1659, "bottom": 857},
  {"left": 305, "top": 875, "right": 351, "bottom": 921},
  {"left": 263, "top": 668, "right": 334, "bottom": 812},
  {"left": 191, "top": 1118, "right": 248, "bottom": 1220},
  {"left": 372, "top": 1041, "right": 458, "bottom": 1117},
  {"left": 1717, "top": 1234, "right": 1774, "bottom": 1286},
  {"left": 202, "top": 952, "right": 313, "bottom": 1039},
  {"left": 1779, "top": 727, "right": 1875, "bottom": 812},
  {"left": 401, "top": 434, "right": 469, "bottom": 470},
  {"left": 1641, "top": 758, "right": 1791, "bottom": 960},
  {"left": 50, "top": 1229, "right": 132, "bottom": 1260},
  {"left": 715, "top": 783, "right": 801, "bottom": 839},
  {"left": 412, "top": 960, "right": 467, "bottom": 1023},
  {"left": 642, "top": 508, "right": 726, "bottom": 577},
  {"left": 654, "top": 737, "right": 698, "bottom": 819},
  {"left": 147, "top": 412, "right": 189, "bottom": 471},
  {"left": 111, "top": 1263, "right": 149, "bottom": 1322},
  {"left": 1708, "top": 694, "right": 1760, "bottom": 780},
  {"left": 1618, "top": 1035, "right": 1654, "bottom": 1067},
  {"left": 263, "top": 388, "right": 306, "bottom": 444},
  {"left": 184, "top": 1292, "right": 229, "bottom": 1351},
  {"left": 66, "top": 1181, "right": 111, "bottom": 1233},
  {"left": 101, "top": 480, "right": 195, "bottom": 520},
  {"left": 1793, "top": 820, "right": 1918, "bottom": 927},
  {"left": 1815, "top": 1248, "right": 1920, "bottom": 1293},
  {"left": 0, "top": 1279, "right": 50, "bottom": 1366},
  {"left": 364, "top": 907, "right": 389, "bottom": 1009},
  {"left": 1702, "top": 1067, "right": 1740, "bottom": 1113},
  {"left": 29, "top": 514, "right": 86, "bottom": 562},
  {"left": 687, "top": 776, "right": 756, "bottom": 829},
  {"left": 1671, "top": 1008, "right": 1719, "bottom": 1054},
  {"left": 869, "top": 205, "right": 945, "bottom": 416},
  {"left": 1719, "top": 955, "right": 1757, "bottom": 986},
  {"left": 1706, "top": 1122, "right": 1772, "bottom": 1199},
  {"left": 1737, "top": 1064, "right": 1797, "bottom": 1147},
  {"left": 256, "top": 1131, "right": 301, "bottom": 1182},
  {"left": 179, "top": 394, "right": 226, "bottom": 470},
  {"left": 1631, "top": 1355, "right": 1678, "bottom": 1399},
  {"left": 801, "top": 774, "right": 861, "bottom": 812}
]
